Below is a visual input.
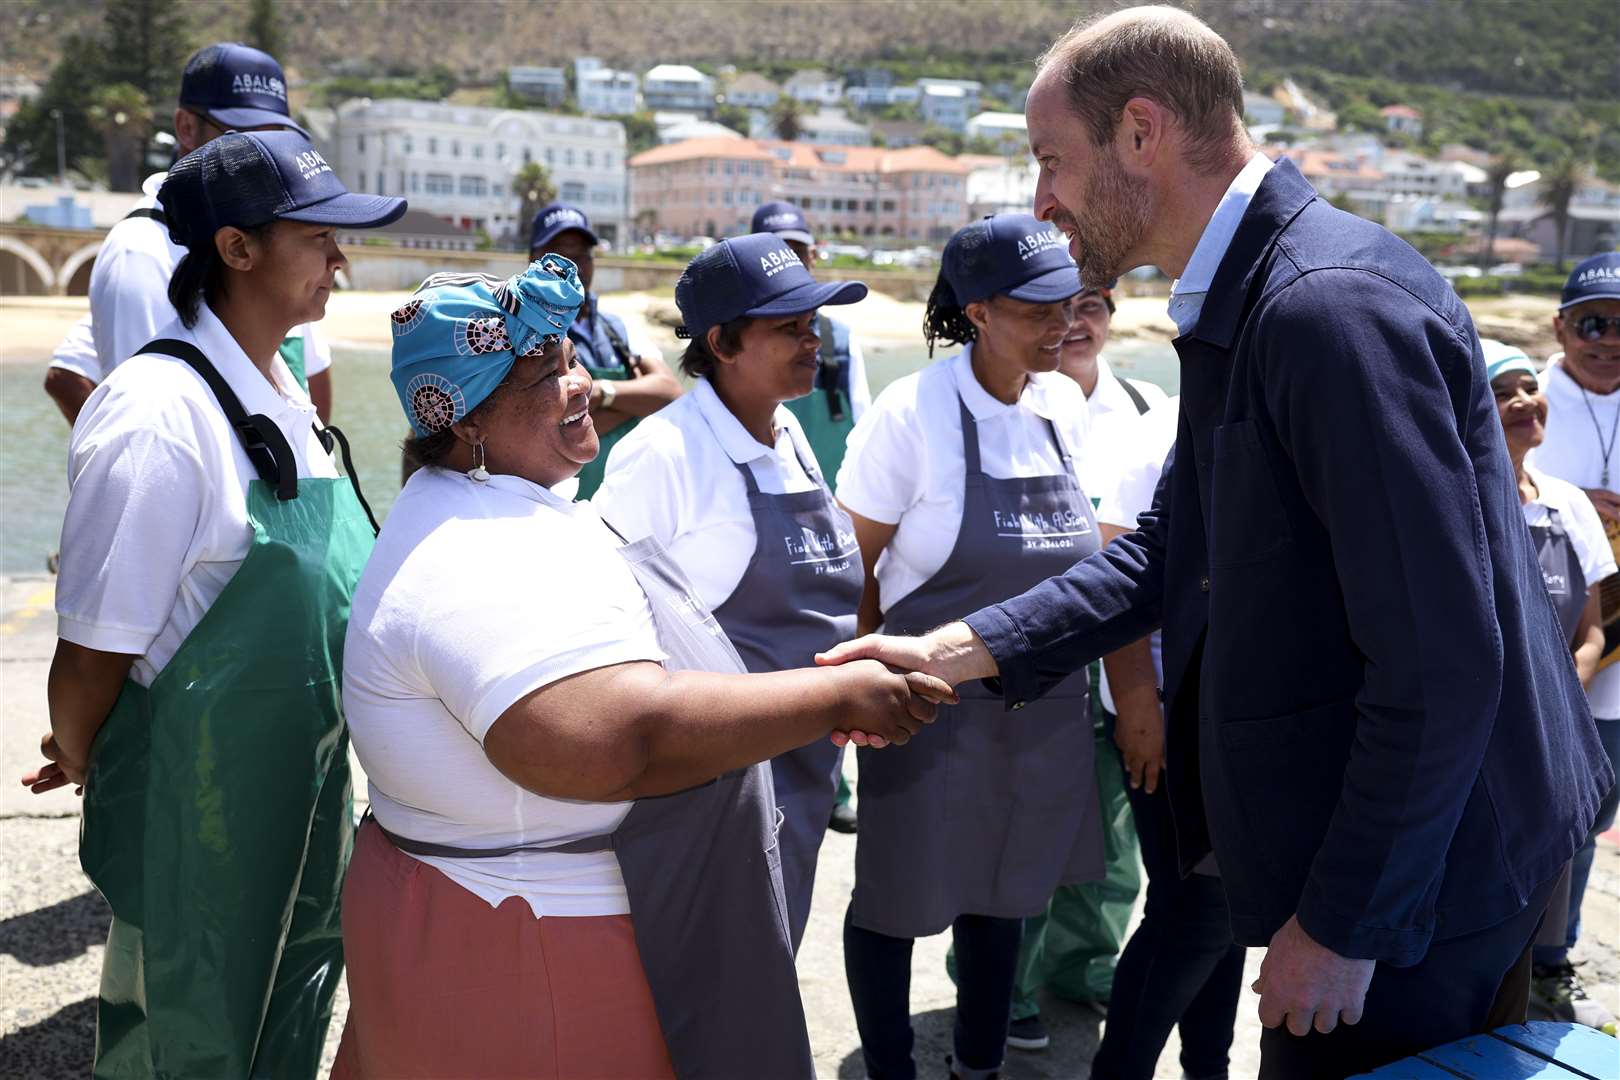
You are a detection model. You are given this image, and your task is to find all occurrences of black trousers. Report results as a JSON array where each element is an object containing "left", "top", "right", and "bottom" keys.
[
  {"left": 1090, "top": 716, "right": 1246, "bottom": 1080},
  {"left": 1256, "top": 870, "right": 1558, "bottom": 1080}
]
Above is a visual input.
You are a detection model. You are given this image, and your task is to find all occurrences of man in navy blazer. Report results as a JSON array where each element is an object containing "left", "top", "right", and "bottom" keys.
[{"left": 821, "top": 7, "right": 1611, "bottom": 1077}]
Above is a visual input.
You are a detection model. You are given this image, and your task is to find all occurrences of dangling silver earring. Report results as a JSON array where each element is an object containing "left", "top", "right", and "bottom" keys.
[{"left": 467, "top": 441, "right": 490, "bottom": 483}]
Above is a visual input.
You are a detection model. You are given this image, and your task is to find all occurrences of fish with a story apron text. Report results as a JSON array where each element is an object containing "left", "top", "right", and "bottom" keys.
[
  {"left": 80, "top": 338, "right": 377, "bottom": 1079},
  {"left": 852, "top": 390, "right": 1105, "bottom": 939},
  {"left": 373, "top": 524, "right": 814, "bottom": 1080},
  {"left": 709, "top": 419, "right": 864, "bottom": 951}
]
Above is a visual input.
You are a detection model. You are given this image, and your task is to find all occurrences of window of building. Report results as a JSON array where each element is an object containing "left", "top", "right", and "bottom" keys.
[
  {"left": 495, "top": 142, "right": 506, "bottom": 161},
  {"left": 459, "top": 175, "right": 486, "bottom": 196},
  {"left": 410, "top": 172, "right": 420, "bottom": 193},
  {"left": 863, "top": 199, "right": 875, "bottom": 212},
  {"left": 357, "top": 134, "right": 366, "bottom": 154},
  {"left": 545, "top": 147, "right": 555, "bottom": 165},
  {"left": 425, "top": 173, "right": 453, "bottom": 195},
  {"left": 399, "top": 170, "right": 406, "bottom": 193},
  {"left": 473, "top": 143, "right": 483, "bottom": 160},
  {"left": 402, "top": 135, "right": 413, "bottom": 154},
  {"left": 562, "top": 181, "right": 588, "bottom": 202},
  {"left": 586, "top": 149, "right": 595, "bottom": 168},
  {"left": 453, "top": 140, "right": 463, "bottom": 158},
  {"left": 881, "top": 200, "right": 896, "bottom": 212},
  {"left": 428, "top": 137, "right": 438, "bottom": 156},
  {"left": 723, "top": 189, "right": 733, "bottom": 205},
  {"left": 565, "top": 148, "right": 576, "bottom": 166}
]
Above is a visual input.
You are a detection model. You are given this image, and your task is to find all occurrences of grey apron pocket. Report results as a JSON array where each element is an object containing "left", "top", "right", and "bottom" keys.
[{"left": 1209, "top": 419, "right": 1293, "bottom": 567}]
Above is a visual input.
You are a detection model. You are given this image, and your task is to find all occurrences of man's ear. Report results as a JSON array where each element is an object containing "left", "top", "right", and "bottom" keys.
[
  {"left": 214, "top": 226, "right": 259, "bottom": 272},
  {"left": 1118, "top": 97, "right": 1167, "bottom": 168}
]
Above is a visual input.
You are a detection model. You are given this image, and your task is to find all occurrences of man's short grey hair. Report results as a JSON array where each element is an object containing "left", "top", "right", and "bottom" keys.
[{"left": 1037, "top": 5, "right": 1246, "bottom": 172}]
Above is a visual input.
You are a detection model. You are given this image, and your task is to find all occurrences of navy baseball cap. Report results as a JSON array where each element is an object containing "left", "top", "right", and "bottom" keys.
[
  {"left": 752, "top": 201, "right": 814, "bottom": 245},
  {"left": 529, "top": 202, "right": 598, "bottom": 253},
  {"left": 1562, "top": 252, "right": 1620, "bottom": 311},
  {"left": 179, "top": 42, "right": 308, "bottom": 137},
  {"left": 159, "top": 131, "right": 405, "bottom": 249},
  {"left": 674, "top": 233, "right": 867, "bottom": 341},
  {"left": 943, "top": 212, "right": 1080, "bottom": 306}
]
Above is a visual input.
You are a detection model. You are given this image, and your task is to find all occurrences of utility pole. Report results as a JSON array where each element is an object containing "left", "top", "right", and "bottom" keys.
[{"left": 50, "top": 108, "right": 66, "bottom": 185}]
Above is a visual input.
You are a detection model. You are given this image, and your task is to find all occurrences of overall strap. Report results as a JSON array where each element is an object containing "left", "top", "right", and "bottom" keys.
[
  {"left": 365, "top": 809, "right": 613, "bottom": 857},
  {"left": 957, "top": 395, "right": 985, "bottom": 477},
  {"left": 123, "top": 206, "right": 166, "bottom": 224},
  {"left": 1118, "top": 376, "right": 1151, "bottom": 416},
  {"left": 141, "top": 338, "right": 298, "bottom": 500},
  {"left": 594, "top": 305, "right": 635, "bottom": 370},
  {"left": 783, "top": 422, "right": 828, "bottom": 490},
  {"left": 316, "top": 423, "right": 381, "bottom": 536}
]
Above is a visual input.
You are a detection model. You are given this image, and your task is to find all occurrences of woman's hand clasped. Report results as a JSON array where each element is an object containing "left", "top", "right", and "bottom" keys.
[
  {"left": 20, "top": 733, "right": 86, "bottom": 796},
  {"left": 830, "top": 659, "right": 957, "bottom": 749}
]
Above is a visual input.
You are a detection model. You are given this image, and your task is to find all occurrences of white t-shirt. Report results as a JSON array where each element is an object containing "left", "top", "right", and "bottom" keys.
[
  {"left": 1085, "top": 355, "right": 1169, "bottom": 426},
  {"left": 593, "top": 377, "right": 823, "bottom": 610},
  {"left": 836, "top": 344, "right": 1093, "bottom": 617},
  {"left": 69, "top": 171, "right": 324, "bottom": 382},
  {"left": 1093, "top": 397, "right": 1179, "bottom": 712},
  {"left": 55, "top": 304, "right": 336, "bottom": 687},
  {"left": 1533, "top": 358, "right": 1620, "bottom": 718},
  {"left": 49, "top": 314, "right": 99, "bottom": 380},
  {"left": 343, "top": 467, "right": 668, "bottom": 917}
]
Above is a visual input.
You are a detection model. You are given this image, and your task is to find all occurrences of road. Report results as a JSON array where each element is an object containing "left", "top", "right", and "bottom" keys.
[{"left": 2, "top": 573, "right": 1615, "bottom": 1078}]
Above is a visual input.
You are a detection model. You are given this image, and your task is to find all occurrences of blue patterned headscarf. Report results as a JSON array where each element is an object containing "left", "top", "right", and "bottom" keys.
[{"left": 390, "top": 255, "right": 586, "bottom": 436}]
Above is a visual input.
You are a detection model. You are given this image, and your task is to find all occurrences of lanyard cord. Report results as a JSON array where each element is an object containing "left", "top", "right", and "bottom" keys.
[{"left": 1578, "top": 383, "right": 1620, "bottom": 488}]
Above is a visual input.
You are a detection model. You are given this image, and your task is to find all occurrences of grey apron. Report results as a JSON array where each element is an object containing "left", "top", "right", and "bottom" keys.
[
  {"left": 851, "top": 394, "right": 1106, "bottom": 939},
  {"left": 1531, "top": 506, "right": 1589, "bottom": 644},
  {"left": 710, "top": 424, "right": 863, "bottom": 951},
  {"left": 375, "top": 523, "right": 813, "bottom": 1080},
  {"left": 1529, "top": 505, "right": 1585, "bottom": 948}
]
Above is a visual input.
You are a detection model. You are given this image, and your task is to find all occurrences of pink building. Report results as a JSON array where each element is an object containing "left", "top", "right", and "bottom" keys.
[{"left": 629, "top": 137, "right": 972, "bottom": 243}]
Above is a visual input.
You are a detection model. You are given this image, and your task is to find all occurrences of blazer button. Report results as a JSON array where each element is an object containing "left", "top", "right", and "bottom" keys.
[
  {"left": 1011, "top": 701, "right": 1026, "bottom": 711},
  {"left": 1200, "top": 576, "right": 1211, "bottom": 592}
]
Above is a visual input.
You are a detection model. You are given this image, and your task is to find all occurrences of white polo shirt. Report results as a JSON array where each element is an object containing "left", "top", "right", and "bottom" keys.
[
  {"left": 68, "top": 170, "right": 327, "bottom": 382},
  {"left": 55, "top": 303, "right": 336, "bottom": 687},
  {"left": 836, "top": 344, "right": 1093, "bottom": 618},
  {"left": 49, "top": 315, "right": 98, "bottom": 380},
  {"left": 344, "top": 467, "right": 667, "bottom": 917},
  {"left": 593, "top": 377, "right": 823, "bottom": 610},
  {"left": 1086, "top": 355, "right": 1169, "bottom": 425},
  {"left": 1533, "top": 358, "right": 1620, "bottom": 719}
]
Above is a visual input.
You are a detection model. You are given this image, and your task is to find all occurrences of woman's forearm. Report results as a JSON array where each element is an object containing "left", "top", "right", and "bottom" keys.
[{"left": 47, "top": 641, "right": 138, "bottom": 772}]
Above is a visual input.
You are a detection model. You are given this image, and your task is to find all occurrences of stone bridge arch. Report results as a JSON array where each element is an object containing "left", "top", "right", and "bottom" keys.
[
  {"left": 58, "top": 242, "right": 102, "bottom": 296},
  {"left": 0, "top": 236, "right": 55, "bottom": 295}
]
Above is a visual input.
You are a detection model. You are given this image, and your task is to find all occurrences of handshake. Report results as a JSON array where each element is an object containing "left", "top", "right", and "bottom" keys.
[{"left": 812, "top": 621, "right": 1001, "bottom": 749}]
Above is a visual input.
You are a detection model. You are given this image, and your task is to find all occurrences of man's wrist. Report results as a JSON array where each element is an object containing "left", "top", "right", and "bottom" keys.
[{"left": 930, "top": 621, "right": 998, "bottom": 685}]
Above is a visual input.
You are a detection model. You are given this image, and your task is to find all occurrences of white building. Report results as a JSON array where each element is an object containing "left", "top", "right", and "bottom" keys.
[
  {"left": 726, "top": 72, "right": 780, "bottom": 109},
  {"left": 643, "top": 64, "right": 716, "bottom": 115},
  {"left": 847, "top": 84, "right": 920, "bottom": 110},
  {"left": 314, "top": 99, "right": 629, "bottom": 247},
  {"left": 578, "top": 67, "right": 639, "bottom": 116},
  {"left": 507, "top": 67, "right": 568, "bottom": 107},
  {"left": 965, "top": 156, "right": 1038, "bottom": 219},
  {"left": 1381, "top": 105, "right": 1424, "bottom": 139},
  {"left": 918, "top": 79, "right": 981, "bottom": 132},
  {"left": 656, "top": 114, "right": 744, "bottom": 144},
  {"left": 1378, "top": 151, "right": 1483, "bottom": 202},
  {"left": 965, "top": 112, "right": 1027, "bottom": 152},
  {"left": 796, "top": 109, "right": 872, "bottom": 147},
  {"left": 783, "top": 69, "right": 844, "bottom": 108}
]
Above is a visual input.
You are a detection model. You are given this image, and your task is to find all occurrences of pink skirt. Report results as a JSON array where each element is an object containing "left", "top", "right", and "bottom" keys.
[{"left": 331, "top": 819, "right": 675, "bottom": 1080}]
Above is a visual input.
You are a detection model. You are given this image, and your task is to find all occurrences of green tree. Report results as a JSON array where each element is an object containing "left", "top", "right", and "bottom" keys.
[
  {"left": 716, "top": 104, "right": 752, "bottom": 137},
  {"left": 514, "top": 161, "right": 558, "bottom": 246},
  {"left": 622, "top": 111, "right": 659, "bottom": 155},
  {"left": 244, "top": 0, "right": 282, "bottom": 59},
  {"left": 90, "top": 83, "right": 155, "bottom": 192},
  {"left": 1483, "top": 151, "right": 1526, "bottom": 269},
  {"left": 770, "top": 97, "right": 803, "bottom": 142},
  {"left": 1540, "top": 155, "right": 1586, "bottom": 271},
  {"left": 101, "top": 0, "right": 192, "bottom": 103},
  {"left": 0, "top": 33, "right": 106, "bottom": 177}
]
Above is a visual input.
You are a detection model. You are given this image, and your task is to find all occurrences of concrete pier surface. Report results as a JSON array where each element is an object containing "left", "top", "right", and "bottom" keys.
[{"left": 3, "top": 572, "right": 1616, "bottom": 1078}]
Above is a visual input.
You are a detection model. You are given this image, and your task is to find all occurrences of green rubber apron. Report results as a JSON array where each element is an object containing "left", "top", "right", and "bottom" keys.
[{"left": 80, "top": 337, "right": 378, "bottom": 1079}]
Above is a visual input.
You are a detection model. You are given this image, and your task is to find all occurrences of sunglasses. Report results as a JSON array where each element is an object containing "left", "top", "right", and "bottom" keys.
[{"left": 1572, "top": 314, "right": 1620, "bottom": 342}]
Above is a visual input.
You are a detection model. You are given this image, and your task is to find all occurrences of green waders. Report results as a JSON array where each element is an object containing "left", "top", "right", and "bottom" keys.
[
  {"left": 79, "top": 340, "right": 376, "bottom": 1079},
  {"left": 946, "top": 663, "right": 1142, "bottom": 1017},
  {"left": 276, "top": 333, "right": 309, "bottom": 391}
]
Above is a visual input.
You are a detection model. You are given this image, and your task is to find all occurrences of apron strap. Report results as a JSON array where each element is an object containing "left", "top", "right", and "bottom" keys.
[
  {"left": 363, "top": 809, "right": 614, "bottom": 857},
  {"left": 316, "top": 423, "right": 381, "bottom": 536},
  {"left": 1044, "top": 416, "right": 1075, "bottom": 470},
  {"left": 731, "top": 424, "right": 830, "bottom": 498},
  {"left": 140, "top": 337, "right": 299, "bottom": 501},
  {"left": 123, "top": 206, "right": 167, "bottom": 224},
  {"left": 957, "top": 395, "right": 986, "bottom": 477}
]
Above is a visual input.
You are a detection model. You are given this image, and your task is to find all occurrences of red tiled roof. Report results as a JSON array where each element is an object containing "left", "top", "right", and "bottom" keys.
[{"left": 630, "top": 137, "right": 973, "bottom": 175}]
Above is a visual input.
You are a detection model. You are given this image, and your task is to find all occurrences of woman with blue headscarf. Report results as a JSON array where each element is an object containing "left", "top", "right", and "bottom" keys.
[{"left": 332, "top": 257, "right": 954, "bottom": 1079}]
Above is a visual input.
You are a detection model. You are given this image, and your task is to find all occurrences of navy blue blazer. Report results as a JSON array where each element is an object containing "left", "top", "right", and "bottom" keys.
[{"left": 964, "top": 158, "right": 1611, "bottom": 967}]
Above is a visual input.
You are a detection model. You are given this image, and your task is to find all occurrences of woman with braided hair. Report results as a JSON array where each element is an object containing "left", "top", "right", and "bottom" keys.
[{"left": 831, "top": 212, "right": 1105, "bottom": 1080}]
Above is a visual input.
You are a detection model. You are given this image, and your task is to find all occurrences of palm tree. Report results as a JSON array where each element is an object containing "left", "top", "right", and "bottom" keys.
[
  {"left": 1540, "top": 155, "right": 1586, "bottom": 272},
  {"left": 513, "top": 161, "right": 558, "bottom": 247},
  {"left": 1482, "top": 151, "right": 1525, "bottom": 270},
  {"left": 770, "top": 97, "right": 803, "bottom": 142}
]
